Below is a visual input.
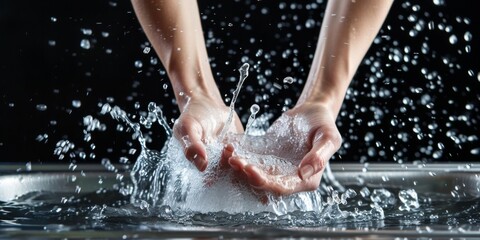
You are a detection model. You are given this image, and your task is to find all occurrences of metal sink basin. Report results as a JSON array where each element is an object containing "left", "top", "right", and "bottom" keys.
[{"left": 1, "top": 162, "right": 480, "bottom": 239}]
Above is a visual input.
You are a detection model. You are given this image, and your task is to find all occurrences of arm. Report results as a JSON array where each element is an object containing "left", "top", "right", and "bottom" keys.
[
  {"left": 298, "top": 0, "right": 394, "bottom": 114},
  {"left": 296, "top": 0, "right": 394, "bottom": 180},
  {"left": 131, "top": 0, "right": 221, "bottom": 109},
  {"left": 131, "top": 0, "right": 243, "bottom": 171}
]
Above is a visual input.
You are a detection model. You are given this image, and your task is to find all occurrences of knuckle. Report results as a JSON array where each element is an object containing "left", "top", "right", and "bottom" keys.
[{"left": 324, "top": 129, "right": 342, "bottom": 146}]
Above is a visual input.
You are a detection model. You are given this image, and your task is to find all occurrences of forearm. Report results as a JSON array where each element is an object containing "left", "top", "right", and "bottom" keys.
[
  {"left": 131, "top": 0, "right": 222, "bottom": 110},
  {"left": 298, "top": 0, "right": 393, "bottom": 115}
]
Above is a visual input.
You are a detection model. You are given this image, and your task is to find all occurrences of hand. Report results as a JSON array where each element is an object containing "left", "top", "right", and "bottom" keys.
[
  {"left": 173, "top": 94, "right": 243, "bottom": 171},
  {"left": 228, "top": 102, "right": 342, "bottom": 195}
]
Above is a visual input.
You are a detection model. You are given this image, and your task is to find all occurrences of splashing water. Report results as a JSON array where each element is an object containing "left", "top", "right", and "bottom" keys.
[
  {"left": 219, "top": 62, "right": 250, "bottom": 140},
  {"left": 91, "top": 63, "right": 387, "bottom": 224}
]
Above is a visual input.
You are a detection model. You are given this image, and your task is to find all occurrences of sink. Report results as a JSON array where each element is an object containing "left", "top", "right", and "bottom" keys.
[{"left": 1, "top": 162, "right": 480, "bottom": 239}]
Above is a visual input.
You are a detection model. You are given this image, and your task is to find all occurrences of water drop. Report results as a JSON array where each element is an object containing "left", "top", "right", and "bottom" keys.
[
  {"left": 143, "top": 47, "right": 151, "bottom": 54},
  {"left": 134, "top": 60, "right": 143, "bottom": 68},
  {"left": 72, "top": 100, "right": 82, "bottom": 108},
  {"left": 80, "top": 39, "right": 91, "bottom": 49},
  {"left": 471, "top": 148, "right": 480, "bottom": 155},
  {"left": 36, "top": 104, "right": 47, "bottom": 111},
  {"left": 448, "top": 35, "right": 458, "bottom": 44},
  {"left": 81, "top": 28, "right": 92, "bottom": 35},
  {"left": 283, "top": 76, "right": 294, "bottom": 84}
]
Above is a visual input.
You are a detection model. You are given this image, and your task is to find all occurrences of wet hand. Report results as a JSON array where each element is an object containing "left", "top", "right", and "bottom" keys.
[
  {"left": 227, "top": 102, "right": 342, "bottom": 195},
  {"left": 173, "top": 95, "right": 243, "bottom": 171}
]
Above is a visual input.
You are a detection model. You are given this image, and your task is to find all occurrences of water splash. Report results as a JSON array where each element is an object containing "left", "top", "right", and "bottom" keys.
[
  {"left": 96, "top": 63, "right": 383, "bottom": 220},
  {"left": 219, "top": 62, "right": 250, "bottom": 140}
]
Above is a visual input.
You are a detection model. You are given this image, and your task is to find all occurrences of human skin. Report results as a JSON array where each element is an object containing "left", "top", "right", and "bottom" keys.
[
  {"left": 131, "top": 0, "right": 394, "bottom": 195},
  {"left": 228, "top": 0, "right": 394, "bottom": 195},
  {"left": 131, "top": 0, "right": 244, "bottom": 172}
]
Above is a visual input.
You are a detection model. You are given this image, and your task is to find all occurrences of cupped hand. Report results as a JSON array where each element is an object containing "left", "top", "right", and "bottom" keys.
[
  {"left": 228, "top": 102, "right": 342, "bottom": 195},
  {"left": 173, "top": 94, "right": 243, "bottom": 171}
]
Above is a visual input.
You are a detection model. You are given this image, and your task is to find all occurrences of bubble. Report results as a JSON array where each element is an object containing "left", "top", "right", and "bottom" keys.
[
  {"left": 250, "top": 104, "right": 260, "bottom": 115},
  {"left": 50, "top": 17, "right": 57, "bottom": 22}
]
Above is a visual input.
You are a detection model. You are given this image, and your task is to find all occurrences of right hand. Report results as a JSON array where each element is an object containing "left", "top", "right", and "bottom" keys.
[{"left": 173, "top": 94, "right": 244, "bottom": 171}]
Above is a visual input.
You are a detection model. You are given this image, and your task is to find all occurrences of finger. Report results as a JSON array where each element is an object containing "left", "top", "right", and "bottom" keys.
[
  {"left": 220, "top": 144, "right": 235, "bottom": 169},
  {"left": 230, "top": 157, "right": 310, "bottom": 195},
  {"left": 243, "top": 165, "right": 268, "bottom": 189},
  {"left": 228, "top": 155, "right": 248, "bottom": 171},
  {"left": 298, "top": 129, "right": 341, "bottom": 180},
  {"left": 174, "top": 120, "right": 208, "bottom": 172},
  {"left": 244, "top": 165, "right": 306, "bottom": 195}
]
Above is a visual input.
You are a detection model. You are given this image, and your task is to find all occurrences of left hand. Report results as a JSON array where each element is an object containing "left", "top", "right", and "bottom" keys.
[{"left": 226, "top": 102, "right": 342, "bottom": 195}]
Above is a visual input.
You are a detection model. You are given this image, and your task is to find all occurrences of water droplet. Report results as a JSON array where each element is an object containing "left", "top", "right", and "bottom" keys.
[
  {"left": 464, "top": 31, "right": 472, "bottom": 42},
  {"left": 81, "top": 28, "right": 92, "bottom": 35},
  {"left": 250, "top": 104, "right": 260, "bottom": 115},
  {"left": 36, "top": 104, "right": 48, "bottom": 111},
  {"left": 25, "top": 162, "right": 32, "bottom": 171},
  {"left": 143, "top": 47, "right": 151, "bottom": 54},
  {"left": 134, "top": 60, "right": 143, "bottom": 68},
  {"left": 283, "top": 76, "right": 294, "bottom": 84},
  {"left": 448, "top": 35, "right": 458, "bottom": 44},
  {"left": 72, "top": 100, "right": 82, "bottom": 108},
  {"left": 471, "top": 148, "right": 480, "bottom": 155},
  {"left": 305, "top": 19, "right": 315, "bottom": 28},
  {"left": 80, "top": 39, "right": 91, "bottom": 49}
]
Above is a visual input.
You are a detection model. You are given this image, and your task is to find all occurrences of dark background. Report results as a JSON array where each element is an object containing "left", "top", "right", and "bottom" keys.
[{"left": 0, "top": 0, "right": 479, "bottom": 166}]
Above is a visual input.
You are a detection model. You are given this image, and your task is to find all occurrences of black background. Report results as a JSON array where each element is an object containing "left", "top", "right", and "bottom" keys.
[{"left": 0, "top": 0, "right": 479, "bottom": 166}]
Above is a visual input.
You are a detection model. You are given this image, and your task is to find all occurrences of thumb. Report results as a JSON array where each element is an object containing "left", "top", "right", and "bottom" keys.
[
  {"left": 174, "top": 119, "right": 208, "bottom": 171},
  {"left": 298, "top": 129, "right": 341, "bottom": 180}
]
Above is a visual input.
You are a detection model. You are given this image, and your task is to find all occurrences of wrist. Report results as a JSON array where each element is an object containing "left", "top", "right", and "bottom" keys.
[
  {"left": 168, "top": 74, "right": 224, "bottom": 111},
  {"left": 296, "top": 76, "right": 350, "bottom": 117}
]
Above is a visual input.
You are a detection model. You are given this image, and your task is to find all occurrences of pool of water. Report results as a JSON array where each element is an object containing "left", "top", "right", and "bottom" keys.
[{"left": 1, "top": 162, "right": 480, "bottom": 239}]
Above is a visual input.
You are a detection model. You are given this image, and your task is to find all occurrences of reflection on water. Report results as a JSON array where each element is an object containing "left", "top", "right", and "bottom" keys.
[{"left": 1, "top": 181, "right": 480, "bottom": 232}]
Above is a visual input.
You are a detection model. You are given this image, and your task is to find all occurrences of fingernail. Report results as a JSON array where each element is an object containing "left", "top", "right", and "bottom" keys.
[
  {"left": 196, "top": 157, "right": 207, "bottom": 172},
  {"left": 299, "top": 165, "right": 314, "bottom": 180},
  {"left": 228, "top": 158, "right": 240, "bottom": 171}
]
